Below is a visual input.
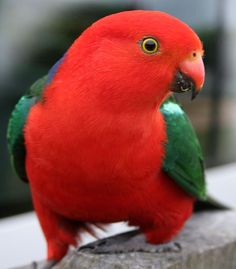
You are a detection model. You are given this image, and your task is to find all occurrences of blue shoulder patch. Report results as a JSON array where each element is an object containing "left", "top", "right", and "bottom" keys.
[{"left": 46, "top": 55, "right": 65, "bottom": 85}]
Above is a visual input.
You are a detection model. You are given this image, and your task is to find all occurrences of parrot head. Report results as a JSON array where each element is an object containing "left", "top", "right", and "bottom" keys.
[{"left": 57, "top": 10, "right": 205, "bottom": 112}]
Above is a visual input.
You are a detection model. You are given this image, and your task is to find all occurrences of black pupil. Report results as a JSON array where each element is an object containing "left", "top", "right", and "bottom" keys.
[{"left": 145, "top": 40, "right": 156, "bottom": 51}]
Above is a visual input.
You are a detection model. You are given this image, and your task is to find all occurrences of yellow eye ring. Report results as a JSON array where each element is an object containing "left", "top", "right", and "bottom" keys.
[{"left": 141, "top": 37, "right": 159, "bottom": 54}]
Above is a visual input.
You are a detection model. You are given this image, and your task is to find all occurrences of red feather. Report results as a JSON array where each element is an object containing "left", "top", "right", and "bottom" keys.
[{"left": 25, "top": 11, "right": 200, "bottom": 261}]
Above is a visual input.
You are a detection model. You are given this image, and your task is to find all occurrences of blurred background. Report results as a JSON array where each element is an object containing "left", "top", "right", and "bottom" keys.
[
  {"left": 1, "top": 0, "right": 236, "bottom": 267},
  {"left": 1, "top": 0, "right": 236, "bottom": 223}
]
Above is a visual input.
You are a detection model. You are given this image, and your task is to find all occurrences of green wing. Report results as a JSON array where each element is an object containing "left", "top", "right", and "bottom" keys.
[
  {"left": 7, "top": 76, "right": 47, "bottom": 182},
  {"left": 160, "top": 97, "right": 207, "bottom": 200}
]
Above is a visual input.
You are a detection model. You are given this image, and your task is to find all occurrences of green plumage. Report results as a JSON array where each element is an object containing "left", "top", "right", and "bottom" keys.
[
  {"left": 7, "top": 78, "right": 206, "bottom": 200},
  {"left": 161, "top": 97, "right": 206, "bottom": 200},
  {"left": 7, "top": 76, "right": 47, "bottom": 182}
]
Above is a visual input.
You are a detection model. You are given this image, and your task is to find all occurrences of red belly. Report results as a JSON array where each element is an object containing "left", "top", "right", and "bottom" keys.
[{"left": 25, "top": 103, "right": 193, "bottom": 231}]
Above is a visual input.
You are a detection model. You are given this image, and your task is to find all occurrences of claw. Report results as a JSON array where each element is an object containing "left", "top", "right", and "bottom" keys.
[{"left": 79, "top": 230, "right": 181, "bottom": 254}]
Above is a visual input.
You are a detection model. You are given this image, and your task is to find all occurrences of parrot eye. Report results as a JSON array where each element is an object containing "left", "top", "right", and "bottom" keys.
[{"left": 141, "top": 37, "right": 159, "bottom": 54}]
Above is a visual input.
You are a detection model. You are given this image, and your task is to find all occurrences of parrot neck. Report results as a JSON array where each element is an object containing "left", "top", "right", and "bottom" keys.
[
  {"left": 43, "top": 64, "right": 168, "bottom": 151},
  {"left": 30, "top": 84, "right": 167, "bottom": 190}
]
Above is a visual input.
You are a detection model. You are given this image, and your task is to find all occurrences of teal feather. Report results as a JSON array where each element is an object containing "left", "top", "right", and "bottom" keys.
[
  {"left": 161, "top": 96, "right": 206, "bottom": 200},
  {"left": 7, "top": 76, "right": 47, "bottom": 182}
]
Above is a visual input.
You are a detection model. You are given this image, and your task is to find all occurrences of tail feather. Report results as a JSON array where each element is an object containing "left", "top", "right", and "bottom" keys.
[{"left": 77, "top": 222, "right": 108, "bottom": 240}]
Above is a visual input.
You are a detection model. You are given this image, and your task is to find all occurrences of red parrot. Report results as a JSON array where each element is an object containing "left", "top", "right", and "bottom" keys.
[{"left": 7, "top": 10, "right": 206, "bottom": 267}]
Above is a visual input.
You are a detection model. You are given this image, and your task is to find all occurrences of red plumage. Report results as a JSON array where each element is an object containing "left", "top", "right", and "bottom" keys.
[{"left": 24, "top": 11, "right": 203, "bottom": 261}]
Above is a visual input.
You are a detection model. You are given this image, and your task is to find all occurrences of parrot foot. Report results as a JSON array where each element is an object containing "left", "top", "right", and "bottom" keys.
[
  {"left": 79, "top": 230, "right": 181, "bottom": 254},
  {"left": 29, "top": 260, "right": 57, "bottom": 269}
]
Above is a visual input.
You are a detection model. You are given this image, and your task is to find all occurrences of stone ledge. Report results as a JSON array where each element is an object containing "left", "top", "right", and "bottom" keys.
[{"left": 16, "top": 210, "right": 236, "bottom": 269}]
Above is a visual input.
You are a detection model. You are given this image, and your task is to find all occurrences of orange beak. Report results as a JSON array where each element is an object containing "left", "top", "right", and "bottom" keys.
[
  {"left": 171, "top": 53, "right": 205, "bottom": 100},
  {"left": 179, "top": 55, "right": 205, "bottom": 92}
]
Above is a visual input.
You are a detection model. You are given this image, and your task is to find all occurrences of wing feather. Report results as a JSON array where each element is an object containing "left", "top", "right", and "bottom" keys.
[
  {"left": 161, "top": 97, "right": 206, "bottom": 200},
  {"left": 7, "top": 76, "right": 47, "bottom": 182}
]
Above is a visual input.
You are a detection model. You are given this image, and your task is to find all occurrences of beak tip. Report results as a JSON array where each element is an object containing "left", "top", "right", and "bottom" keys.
[
  {"left": 191, "top": 94, "right": 196, "bottom": 101},
  {"left": 191, "top": 87, "right": 200, "bottom": 100}
]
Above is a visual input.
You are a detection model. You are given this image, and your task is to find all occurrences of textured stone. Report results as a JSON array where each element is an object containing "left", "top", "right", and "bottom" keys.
[{"left": 15, "top": 211, "right": 236, "bottom": 269}]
